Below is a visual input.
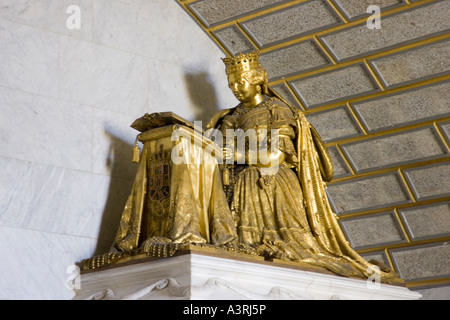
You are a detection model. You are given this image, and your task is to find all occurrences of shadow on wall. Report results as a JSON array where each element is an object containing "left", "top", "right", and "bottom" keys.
[
  {"left": 94, "top": 132, "right": 138, "bottom": 256},
  {"left": 183, "top": 71, "right": 219, "bottom": 126},
  {"left": 93, "top": 70, "right": 220, "bottom": 255}
]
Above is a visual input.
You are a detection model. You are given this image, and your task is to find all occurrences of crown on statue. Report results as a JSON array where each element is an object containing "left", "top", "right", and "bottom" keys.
[{"left": 222, "top": 51, "right": 262, "bottom": 75}]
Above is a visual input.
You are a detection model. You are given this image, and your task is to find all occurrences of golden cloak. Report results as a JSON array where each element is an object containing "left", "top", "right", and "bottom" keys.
[{"left": 206, "top": 94, "right": 398, "bottom": 283}]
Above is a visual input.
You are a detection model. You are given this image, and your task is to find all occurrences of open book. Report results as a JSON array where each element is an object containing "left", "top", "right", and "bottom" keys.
[{"left": 131, "top": 112, "right": 195, "bottom": 133}]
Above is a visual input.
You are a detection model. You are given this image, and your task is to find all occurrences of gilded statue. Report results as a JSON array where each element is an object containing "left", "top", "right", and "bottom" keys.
[
  {"left": 204, "top": 52, "right": 397, "bottom": 282},
  {"left": 81, "top": 51, "right": 399, "bottom": 284}
]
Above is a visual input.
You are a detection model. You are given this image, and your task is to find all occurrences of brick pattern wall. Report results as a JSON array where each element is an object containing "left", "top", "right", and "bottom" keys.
[{"left": 177, "top": 0, "right": 450, "bottom": 289}]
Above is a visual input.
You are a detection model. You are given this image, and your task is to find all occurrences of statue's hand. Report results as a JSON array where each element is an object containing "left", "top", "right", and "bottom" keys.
[
  {"left": 223, "top": 147, "right": 247, "bottom": 164},
  {"left": 223, "top": 147, "right": 235, "bottom": 163}
]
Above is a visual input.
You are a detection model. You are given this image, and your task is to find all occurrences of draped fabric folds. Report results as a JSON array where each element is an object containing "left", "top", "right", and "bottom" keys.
[
  {"left": 85, "top": 97, "right": 397, "bottom": 283},
  {"left": 112, "top": 126, "right": 237, "bottom": 255},
  {"left": 296, "top": 111, "right": 396, "bottom": 281},
  {"left": 206, "top": 96, "right": 398, "bottom": 282}
]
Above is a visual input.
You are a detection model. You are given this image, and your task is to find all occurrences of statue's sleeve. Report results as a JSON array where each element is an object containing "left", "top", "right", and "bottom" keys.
[
  {"left": 205, "top": 108, "right": 234, "bottom": 129},
  {"left": 276, "top": 125, "right": 298, "bottom": 167},
  {"left": 310, "top": 125, "right": 334, "bottom": 182},
  {"left": 268, "top": 105, "right": 298, "bottom": 166}
]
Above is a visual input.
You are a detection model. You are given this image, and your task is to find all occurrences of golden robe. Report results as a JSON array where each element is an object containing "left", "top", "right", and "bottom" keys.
[
  {"left": 206, "top": 96, "right": 398, "bottom": 282},
  {"left": 111, "top": 125, "right": 238, "bottom": 257}
]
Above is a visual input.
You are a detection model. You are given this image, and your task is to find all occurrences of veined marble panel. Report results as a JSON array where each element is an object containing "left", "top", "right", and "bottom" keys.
[
  {"left": 93, "top": 0, "right": 223, "bottom": 71},
  {"left": 147, "top": 59, "right": 234, "bottom": 123},
  {"left": 0, "top": 226, "right": 97, "bottom": 299},
  {"left": 0, "top": 86, "right": 93, "bottom": 172},
  {"left": 93, "top": 109, "right": 139, "bottom": 179},
  {"left": 0, "top": 0, "right": 93, "bottom": 41},
  {"left": 148, "top": 60, "right": 195, "bottom": 120},
  {"left": 93, "top": 0, "right": 178, "bottom": 61},
  {"left": 59, "top": 35, "right": 149, "bottom": 116},
  {"left": 0, "top": 157, "right": 128, "bottom": 239},
  {"left": 0, "top": 18, "right": 58, "bottom": 97},
  {"left": 176, "top": 8, "right": 238, "bottom": 81}
]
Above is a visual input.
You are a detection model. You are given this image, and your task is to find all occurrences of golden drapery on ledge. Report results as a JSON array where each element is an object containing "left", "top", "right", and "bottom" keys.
[
  {"left": 81, "top": 117, "right": 242, "bottom": 270},
  {"left": 114, "top": 123, "right": 237, "bottom": 252},
  {"left": 80, "top": 52, "right": 402, "bottom": 285}
]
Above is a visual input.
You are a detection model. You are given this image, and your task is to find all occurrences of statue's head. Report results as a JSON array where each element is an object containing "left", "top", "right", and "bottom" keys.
[{"left": 222, "top": 51, "right": 268, "bottom": 103}]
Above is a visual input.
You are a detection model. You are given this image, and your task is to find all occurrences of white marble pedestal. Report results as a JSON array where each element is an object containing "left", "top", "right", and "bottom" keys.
[{"left": 73, "top": 248, "right": 421, "bottom": 300}]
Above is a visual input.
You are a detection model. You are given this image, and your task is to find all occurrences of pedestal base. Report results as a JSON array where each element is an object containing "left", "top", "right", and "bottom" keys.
[{"left": 73, "top": 248, "right": 421, "bottom": 300}]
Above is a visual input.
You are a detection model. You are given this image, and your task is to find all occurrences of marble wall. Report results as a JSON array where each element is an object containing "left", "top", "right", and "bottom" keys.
[{"left": 0, "top": 0, "right": 235, "bottom": 299}]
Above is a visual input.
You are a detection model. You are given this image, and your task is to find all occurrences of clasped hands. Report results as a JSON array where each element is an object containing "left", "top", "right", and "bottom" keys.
[{"left": 222, "top": 147, "right": 284, "bottom": 167}]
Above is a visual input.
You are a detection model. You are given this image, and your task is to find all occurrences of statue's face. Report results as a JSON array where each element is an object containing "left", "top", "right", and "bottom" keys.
[{"left": 228, "top": 73, "right": 259, "bottom": 103}]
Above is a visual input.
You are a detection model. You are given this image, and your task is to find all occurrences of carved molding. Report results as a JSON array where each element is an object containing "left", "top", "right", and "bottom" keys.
[
  {"left": 197, "top": 277, "right": 312, "bottom": 300},
  {"left": 74, "top": 253, "right": 421, "bottom": 300},
  {"left": 84, "top": 278, "right": 189, "bottom": 300},
  {"left": 83, "top": 276, "right": 316, "bottom": 300}
]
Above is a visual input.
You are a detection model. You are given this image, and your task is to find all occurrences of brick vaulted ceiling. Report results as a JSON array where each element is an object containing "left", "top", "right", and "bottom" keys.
[{"left": 176, "top": 0, "right": 450, "bottom": 289}]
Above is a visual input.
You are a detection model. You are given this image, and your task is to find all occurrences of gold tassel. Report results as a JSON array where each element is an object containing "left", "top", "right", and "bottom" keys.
[
  {"left": 132, "top": 138, "right": 140, "bottom": 163},
  {"left": 223, "top": 166, "right": 230, "bottom": 186}
]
